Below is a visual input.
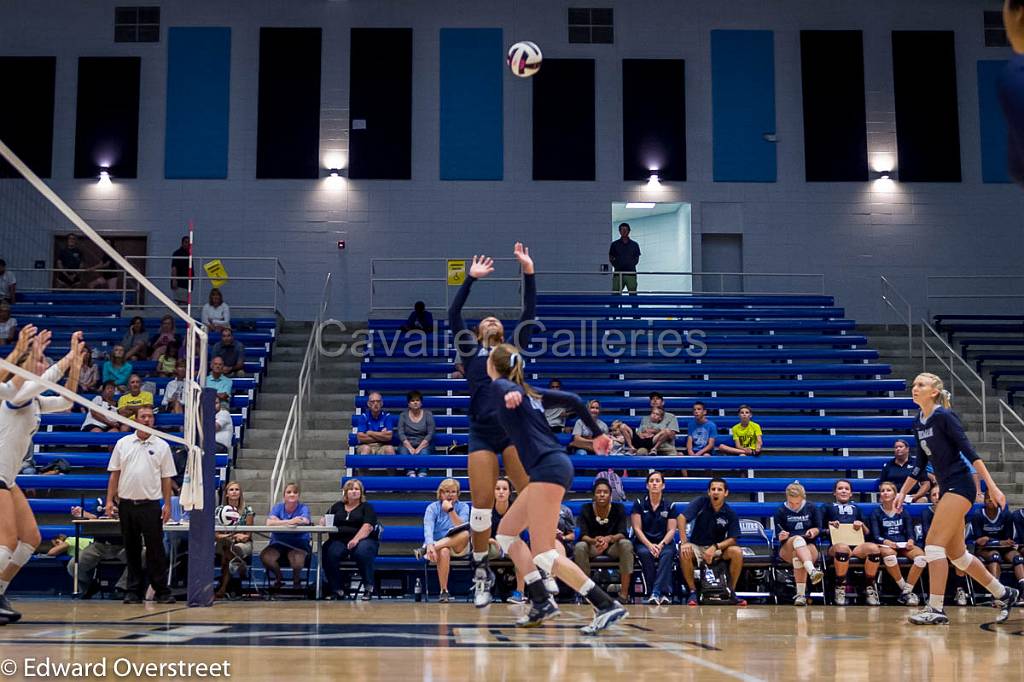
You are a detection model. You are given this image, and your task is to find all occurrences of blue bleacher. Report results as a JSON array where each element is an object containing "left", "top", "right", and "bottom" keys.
[
  {"left": 354, "top": 394, "right": 916, "bottom": 411},
  {"left": 360, "top": 361, "right": 891, "bottom": 377},
  {"left": 533, "top": 306, "right": 845, "bottom": 319},
  {"left": 358, "top": 378, "right": 905, "bottom": 393}
]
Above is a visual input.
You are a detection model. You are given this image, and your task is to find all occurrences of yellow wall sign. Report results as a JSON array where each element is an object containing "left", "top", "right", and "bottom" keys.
[
  {"left": 203, "top": 259, "right": 229, "bottom": 288},
  {"left": 447, "top": 260, "right": 466, "bottom": 286}
]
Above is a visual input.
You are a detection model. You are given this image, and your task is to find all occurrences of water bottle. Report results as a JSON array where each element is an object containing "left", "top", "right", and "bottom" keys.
[{"left": 414, "top": 578, "right": 423, "bottom": 602}]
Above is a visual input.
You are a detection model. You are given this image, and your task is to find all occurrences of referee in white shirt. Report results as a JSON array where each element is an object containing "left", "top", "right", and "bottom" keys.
[{"left": 105, "top": 406, "right": 177, "bottom": 604}]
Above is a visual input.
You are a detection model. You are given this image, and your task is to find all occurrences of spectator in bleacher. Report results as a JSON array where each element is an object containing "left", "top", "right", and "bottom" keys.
[
  {"left": 78, "top": 346, "right": 99, "bottom": 393},
  {"left": 215, "top": 398, "right": 233, "bottom": 454},
  {"left": 631, "top": 471, "right": 677, "bottom": 604},
  {"left": 398, "top": 390, "right": 434, "bottom": 477},
  {"left": 55, "top": 233, "right": 84, "bottom": 288},
  {"left": 630, "top": 405, "right": 678, "bottom": 456},
  {"left": 117, "top": 374, "right": 154, "bottom": 419},
  {"left": 214, "top": 481, "right": 254, "bottom": 600},
  {"left": 102, "top": 344, "right": 133, "bottom": 392},
  {"left": 400, "top": 301, "right": 434, "bottom": 333},
  {"left": 105, "top": 406, "right": 177, "bottom": 604},
  {"left": 921, "top": 485, "right": 970, "bottom": 606},
  {"left": 202, "top": 288, "right": 231, "bottom": 332},
  {"left": 161, "top": 361, "right": 187, "bottom": 414},
  {"left": 156, "top": 341, "right": 179, "bottom": 378},
  {"left": 0, "top": 301, "right": 16, "bottom": 344},
  {"left": 121, "top": 316, "right": 150, "bottom": 361},
  {"left": 970, "top": 490, "right": 1018, "bottom": 584},
  {"left": 718, "top": 405, "right": 762, "bottom": 456},
  {"left": 87, "top": 251, "right": 120, "bottom": 291},
  {"left": 870, "top": 481, "right": 923, "bottom": 606},
  {"left": 321, "top": 479, "right": 381, "bottom": 601},
  {"left": 609, "top": 222, "right": 641, "bottom": 294},
  {"left": 170, "top": 236, "right": 191, "bottom": 305},
  {"left": 821, "top": 479, "right": 882, "bottom": 606},
  {"left": 575, "top": 479, "right": 633, "bottom": 603},
  {"left": 544, "top": 379, "right": 569, "bottom": 433},
  {"left": 488, "top": 477, "right": 526, "bottom": 602},
  {"left": 557, "top": 502, "right": 576, "bottom": 558},
  {"left": 211, "top": 328, "right": 246, "bottom": 377},
  {"left": 206, "top": 356, "right": 233, "bottom": 403},
  {"left": 607, "top": 420, "right": 634, "bottom": 455},
  {"left": 677, "top": 478, "right": 745, "bottom": 606},
  {"left": 570, "top": 400, "right": 609, "bottom": 454},
  {"left": 83, "top": 381, "right": 124, "bottom": 433},
  {"left": 355, "top": 392, "right": 396, "bottom": 455},
  {"left": 774, "top": 482, "right": 824, "bottom": 606},
  {"left": 685, "top": 401, "right": 718, "bottom": 457},
  {"left": 148, "top": 315, "right": 181, "bottom": 361},
  {"left": 417, "top": 478, "right": 470, "bottom": 603},
  {"left": 1012, "top": 504, "right": 1024, "bottom": 597},
  {"left": 0, "top": 258, "right": 16, "bottom": 303},
  {"left": 261, "top": 482, "right": 312, "bottom": 592}
]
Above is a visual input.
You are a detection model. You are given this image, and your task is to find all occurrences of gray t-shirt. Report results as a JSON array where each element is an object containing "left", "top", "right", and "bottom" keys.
[
  {"left": 639, "top": 412, "right": 679, "bottom": 433},
  {"left": 572, "top": 417, "right": 609, "bottom": 439},
  {"left": 0, "top": 271, "right": 15, "bottom": 301},
  {"left": 545, "top": 406, "right": 565, "bottom": 429},
  {"left": 398, "top": 409, "right": 435, "bottom": 447}
]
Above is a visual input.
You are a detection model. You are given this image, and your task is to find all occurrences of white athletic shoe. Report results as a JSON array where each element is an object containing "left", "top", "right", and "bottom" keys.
[
  {"left": 580, "top": 603, "right": 628, "bottom": 635},
  {"left": 909, "top": 605, "right": 949, "bottom": 625},
  {"left": 793, "top": 594, "right": 808, "bottom": 607},
  {"left": 865, "top": 584, "right": 880, "bottom": 606},
  {"left": 808, "top": 568, "right": 824, "bottom": 585},
  {"left": 954, "top": 588, "right": 968, "bottom": 607},
  {"left": 898, "top": 590, "right": 919, "bottom": 606},
  {"left": 473, "top": 565, "right": 495, "bottom": 608},
  {"left": 543, "top": 574, "right": 559, "bottom": 596},
  {"left": 833, "top": 586, "right": 847, "bottom": 606},
  {"left": 996, "top": 586, "right": 1019, "bottom": 624}
]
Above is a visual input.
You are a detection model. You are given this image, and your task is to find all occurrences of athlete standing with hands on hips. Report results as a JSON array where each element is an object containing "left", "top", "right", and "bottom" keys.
[
  {"left": 895, "top": 373, "right": 1019, "bottom": 625},
  {"left": 448, "top": 243, "right": 537, "bottom": 608},
  {"left": 487, "top": 344, "right": 627, "bottom": 634}
]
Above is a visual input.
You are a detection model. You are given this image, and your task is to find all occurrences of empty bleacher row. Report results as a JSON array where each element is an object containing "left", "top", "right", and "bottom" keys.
[{"left": 935, "top": 314, "right": 1024, "bottom": 406}]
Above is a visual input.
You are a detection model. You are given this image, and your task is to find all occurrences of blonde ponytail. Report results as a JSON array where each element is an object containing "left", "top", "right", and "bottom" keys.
[{"left": 491, "top": 343, "right": 541, "bottom": 398}]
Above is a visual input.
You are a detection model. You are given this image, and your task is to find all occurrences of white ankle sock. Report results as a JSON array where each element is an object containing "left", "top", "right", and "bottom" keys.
[
  {"left": 795, "top": 583, "right": 806, "bottom": 596},
  {"left": 929, "top": 594, "right": 945, "bottom": 611},
  {"left": 803, "top": 560, "right": 816, "bottom": 573}
]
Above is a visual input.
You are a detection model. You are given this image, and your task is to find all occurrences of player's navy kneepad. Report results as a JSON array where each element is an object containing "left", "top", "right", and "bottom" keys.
[
  {"left": 988, "top": 552, "right": 1002, "bottom": 564},
  {"left": 1014, "top": 555, "right": 1024, "bottom": 567},
  {"left": 835, "top": 553, "right": 850, "bottom": 563},
  {"left": 868, "top": 554, "right": 881, "bottom": 563}
]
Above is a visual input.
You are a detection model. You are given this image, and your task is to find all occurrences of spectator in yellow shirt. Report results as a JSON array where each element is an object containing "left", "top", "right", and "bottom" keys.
[
  {"left": 117, "top": 374, "right": 154, "bottom": 419},
  {"left": 718, "top": 405, "right": 762, "bottom": 456}
]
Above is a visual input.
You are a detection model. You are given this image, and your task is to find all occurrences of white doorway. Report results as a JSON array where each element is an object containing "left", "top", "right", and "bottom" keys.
[{"left": 610, "top": 202, "right": 691, "bottom": 292}]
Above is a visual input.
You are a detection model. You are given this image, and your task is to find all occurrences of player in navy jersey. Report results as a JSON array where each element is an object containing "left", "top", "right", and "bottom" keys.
[
  {"left": 448, "top": 243, "right": 537, "bottom": 608},
  {"left": 1012, "top": 507, "right": 1024, "bottom": 595},
  {"left": 895, "top": 373, "right": 1019, "bottom": 625},
  {"left": 773, "top": 482, "right": 823, "bottom": 606},
  {"left": 970, "top": 491, "right": 1019, "bottom": 586},
  {"left": 870, "top": 482, "right": 924, "bottom": 606},
  {"left": 1001, "top": 0, "right": 1024, "bottom": 186},
  {"left": 486, "top": 343, "right": 627, "bottom": 635},
  {"left": 821, "top": 479, "right": 882, "bottom": 606}
]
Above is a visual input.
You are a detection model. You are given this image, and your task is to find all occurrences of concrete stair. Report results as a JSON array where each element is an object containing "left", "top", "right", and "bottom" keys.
[{"left": 233, "top": 320, "right": 364, "bottom": 515}]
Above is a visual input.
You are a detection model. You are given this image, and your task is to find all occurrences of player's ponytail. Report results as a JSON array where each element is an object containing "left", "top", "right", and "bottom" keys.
[{"left": 491, "top": 343, "right": 541, "bottom": 399}]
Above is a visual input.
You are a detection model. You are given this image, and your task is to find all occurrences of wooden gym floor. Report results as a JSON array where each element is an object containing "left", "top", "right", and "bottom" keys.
[{"left": 0, "top": 600, "right": 1020, "bottom": 681}]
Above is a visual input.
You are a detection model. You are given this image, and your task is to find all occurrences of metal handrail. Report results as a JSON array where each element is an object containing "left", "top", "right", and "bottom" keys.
[
  {"left": 920, "top": 319, "right": 987, "bottom": 441},
  {"left": 997, "top": 399, "right": 1024, "bottom": 464},
  {"left": 925, "top": 275, "right": 1024, "bottom": 319},
  {"left": 298, "top": 273, "right": 333, "bottom": 438},
  {"left": 270, "top": 396, "right": 299, "bottom": 505},
  {"left": 370, "top": 257, "right": 522, "bottom": 316},
  {"left": 880, "top": 275, "right": 912, "bottom": 358}
]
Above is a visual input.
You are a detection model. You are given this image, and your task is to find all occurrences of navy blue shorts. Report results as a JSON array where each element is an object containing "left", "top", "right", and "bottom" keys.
[
  {"left": 939, "top": 474, "right": 976, "bottom": 503},
  {"left": 525, "top": 451, "right": 574, "bottom": 489},
  {"left": 468, "top": 422, "right": 511, "bottom": 454}
]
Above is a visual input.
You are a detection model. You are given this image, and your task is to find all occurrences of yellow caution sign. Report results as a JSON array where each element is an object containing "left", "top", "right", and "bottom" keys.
[
  {"left": 203, "top": 259, "right": 229, "bottom": 288},
  {"left": 447, "top": 259, "right": 466, "bottom": 286}
]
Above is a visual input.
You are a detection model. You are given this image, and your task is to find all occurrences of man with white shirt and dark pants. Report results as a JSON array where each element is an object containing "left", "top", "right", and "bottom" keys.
[{"left": 105, "top": 406, "right": 176, "bottom": 604}]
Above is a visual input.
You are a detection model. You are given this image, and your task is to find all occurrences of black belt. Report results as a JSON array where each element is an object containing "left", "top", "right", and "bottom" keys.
[{"left": 119, "top": 498, "right": 160, "bottom": 505}]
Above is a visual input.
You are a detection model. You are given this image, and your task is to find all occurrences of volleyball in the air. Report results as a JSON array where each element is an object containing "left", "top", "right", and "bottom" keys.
[
  {"left": 507, "top": 41, "right": 542, "bottom": 78},
  {"left": 216, "top": 505, "right": 241, "bottom": 525}
]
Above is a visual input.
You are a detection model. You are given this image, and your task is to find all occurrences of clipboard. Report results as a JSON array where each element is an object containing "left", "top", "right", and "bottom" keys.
[{"left": 829, "top": 523, "right": 865, "bottom": 546}]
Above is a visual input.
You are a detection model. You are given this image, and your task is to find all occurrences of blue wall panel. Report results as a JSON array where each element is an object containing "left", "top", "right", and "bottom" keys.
[
  {"left": 978, "top": 60, "right": 1010, "bottom": 184},
  {"left": 165, "top": 27, "right": 231, "bottom": 179},
  {"left": 711, "top": 30, "right": 776, "bottom": 182},
  {"left": 440, "top": 28, "right": 503, "bottom": 180}
]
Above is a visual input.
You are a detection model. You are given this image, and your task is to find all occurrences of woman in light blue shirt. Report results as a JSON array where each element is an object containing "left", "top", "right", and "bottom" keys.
[
  {"left": 418, "top": 478, "right": 470, "bottom": 602},
  {"left": 260, "top": 482, "right": 311, "bottom": 592}
]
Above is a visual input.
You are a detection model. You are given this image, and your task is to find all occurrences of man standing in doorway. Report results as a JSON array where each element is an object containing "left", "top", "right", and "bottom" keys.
[
  {"left": 171, "top": 236, "right": 190, "bottom": 305},
  {"left": 609, "top": 223, "right": 641, "bottom": 294}
]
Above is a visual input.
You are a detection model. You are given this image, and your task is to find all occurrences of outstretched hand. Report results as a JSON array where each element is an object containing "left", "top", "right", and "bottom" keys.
[
  {"left": 14, "top": 325, "right": 37, "bottom": 356},
  {"left": 513, "top": 242, "right": 534, "bottom": 275},
  {"left": 469, "top": 255, "right": 495, "bottom": 279},
  {"left": 592, "top": 434, "right": 613, "bottom": 455}
]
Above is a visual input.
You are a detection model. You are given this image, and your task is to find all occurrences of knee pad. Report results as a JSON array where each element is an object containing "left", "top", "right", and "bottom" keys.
[
  {"left": 924, "top": 545, "right": 946, "bottom": 564},
  {"left": 883, "top": 554, "right": 899, "bottom": 567},
  {"left": 791, "top": 536, "right": 807, "bottom": 550},
  {"left": 792, "top": 555, "right": 803, "bottom": 570},
  {"left": 533, "top": 549, "right": 559, "bottom": 575},
  {"left": 867, "top": 554, "right": 881, "bottom": 564},
  {"left": 987, "top": 552, "right": 1003, "bottom": 565},
  {"left": 11, "top": 541, "right": 34, "bottom": 568},
  {"left": 495, "top": 534, "right": 520, "bottom": 556},
  {"left": 913, "top": 555, "right": 928, "bottom": 568},
  {"left": 1013, "top": 555, "right": 1024, "bottom": 567},
  {"left": 469, "top": 507, "right": 492, "bottom": 534},
  {"left": 834, "top": 552, "right": 850, "bottom": 563},
  {"left": 950, "top": 552, "right": 974, "bottom": 571}
]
